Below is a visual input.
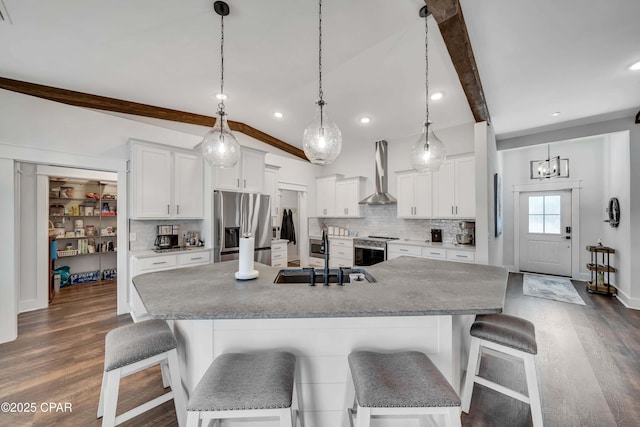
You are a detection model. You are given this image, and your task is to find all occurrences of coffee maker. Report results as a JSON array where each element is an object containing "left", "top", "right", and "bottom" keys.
[
  {"left": 154, "top": 224, "right": 179, "bottom": 250},
  {"left": 456, "top": 221, "right": 475, "bottom": 245}
]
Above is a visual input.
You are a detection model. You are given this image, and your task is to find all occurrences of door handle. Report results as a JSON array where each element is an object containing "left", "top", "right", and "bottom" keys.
[{"left": 565, "top": 236, "right": 571, "bottom": 240}]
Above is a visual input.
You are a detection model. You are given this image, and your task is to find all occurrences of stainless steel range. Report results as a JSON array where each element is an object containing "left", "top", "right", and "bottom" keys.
[{"left": 353, "top": 236, "right": 399, "bottom": 266}]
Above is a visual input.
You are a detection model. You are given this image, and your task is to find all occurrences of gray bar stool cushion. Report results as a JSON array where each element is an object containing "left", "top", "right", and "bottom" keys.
[
  {"left": 104, "top": 319, "right": 177, "bottom": 371},
  {"left": 348, "top": 351, "right": 461, "bottom": 408},
  {"left": 187, "top": 352, "right": 296, "bottom": 412},
  {"left": 471, "top": 313, "right": 537, "bottom": 354}
]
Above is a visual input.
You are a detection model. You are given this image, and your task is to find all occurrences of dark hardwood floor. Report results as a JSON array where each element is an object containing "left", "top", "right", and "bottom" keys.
[{"left": 1, "top": 274, "right": 639, "bottom": 426}]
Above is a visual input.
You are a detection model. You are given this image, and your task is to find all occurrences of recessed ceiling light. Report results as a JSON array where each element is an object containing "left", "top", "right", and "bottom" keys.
[
  {"left": 273, "top": 112, "right": 283, "bottom": 118},
  {"left": 552, "top": 112, "right": 561, "bottom": 117},
  {"left": 430, "top": 92, "right": 444, "bottom": 101},
  {"left": 628, "top": 60, "right": 640, "bottom": 71},
  {"left": 360, "top": 117, "right": 371, "bottom": 124},
  {"left": 216, "top": 93, "right": 227, "bottom": 100}
]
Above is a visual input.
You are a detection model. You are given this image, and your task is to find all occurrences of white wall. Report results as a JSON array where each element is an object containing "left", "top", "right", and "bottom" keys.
[
  {"left": 0, "top": 89, "right": 322, "bottom": 343},
  {"left": 499, "top": 115, "right": 638, "bottom": 308},
  {"left": 321, "top": 122, "right": 475, "bottom": 199},
  {"left": 501, "top": 137, "right": 605, "bottom": 277},
  {"left": 601, "top": 132, "right": 631, "bottom": 300},
  {"left": 0, "top": 159, "right": 18, "bottom": 343}
]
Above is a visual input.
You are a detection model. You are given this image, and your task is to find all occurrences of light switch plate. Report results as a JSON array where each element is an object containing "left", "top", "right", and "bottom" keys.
[{"left": 129, "top": 232, "right": 137, "bottom": 241}]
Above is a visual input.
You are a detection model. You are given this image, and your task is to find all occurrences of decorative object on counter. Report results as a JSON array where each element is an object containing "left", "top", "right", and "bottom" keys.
[
  {"left": 197, "top": 0, "right": 241, "bottom": 168},
  {"left": 529, "top": 143, "right": 569, "bottom": 179},
  {"left": 236, "top": 234, "right": 259, "bottom": 280},
  {"left": 302, "top": 0, "right": 342, "bottom": 165},
  {"left": 410, "top": 6, "right": 445, "bottom": 173}
]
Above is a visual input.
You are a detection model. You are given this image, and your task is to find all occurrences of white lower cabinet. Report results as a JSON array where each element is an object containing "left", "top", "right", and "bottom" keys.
[
  {"left": 130, "top": 250, "right": 211, "bottom": 321},
  {"left": 446, "top": 249, "right": 475, "bottom": 263},
  {"left": 329, "top": 238, "right": 354, "bottom": 268},
  {"left": 271, "top": 241, "right": 288, "bottom": 268},
  {"left": 387, "top": 242, "right": 474, "bottom": 263},
  {"left": 308, "top": 257, "right": 324, "bottom": 268}
]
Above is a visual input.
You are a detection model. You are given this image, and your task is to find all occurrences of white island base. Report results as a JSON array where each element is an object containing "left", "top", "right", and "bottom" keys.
[{"left": 169, "top": 315, "right": 474, "bottom": 427}]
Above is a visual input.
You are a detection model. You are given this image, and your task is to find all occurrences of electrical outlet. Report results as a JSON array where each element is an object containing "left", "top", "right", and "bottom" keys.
[{"left": 129, "top": 232, "right": 137, "bottom": 241}]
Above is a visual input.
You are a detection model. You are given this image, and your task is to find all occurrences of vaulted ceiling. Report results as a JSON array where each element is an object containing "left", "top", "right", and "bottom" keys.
[{"left": 0, "top": 0, "right": 638, "bottom": 155}]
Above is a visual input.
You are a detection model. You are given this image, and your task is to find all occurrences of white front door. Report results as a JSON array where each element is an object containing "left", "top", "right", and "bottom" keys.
[{"left": 519, "top": 190, "right": 572, "bottom": 276}]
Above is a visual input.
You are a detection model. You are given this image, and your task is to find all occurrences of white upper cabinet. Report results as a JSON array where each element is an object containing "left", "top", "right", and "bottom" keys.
[
  {"left": 335, "top": 177, "right": 366, "bottom": 218},
  {"left": 264, "top": 164, "right": 280, "bottom": 217},
  {"left": 316, "top": 175, "right": 341, "bottom": 217},
  {"left": 130, "top": 142, "right": 204, "bottom": 219},
  {"left": 174, "top": 151, "right": 204, "bottom": 218},
  {"left": 213, "top": 147, "right": 266, "bottom": 193},
  {"left": 396, "top": 171, "right": 433, "bottom": 219},
  {"left": 434, "top": 156, "right": 476, "bottom": 218}
]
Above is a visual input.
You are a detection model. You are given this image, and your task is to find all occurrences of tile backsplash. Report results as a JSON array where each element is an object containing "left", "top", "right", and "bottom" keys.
[
  {"left": 309, "top": 205, "right": 472, "bottom": 244},
  {"left": 129, "top": 220, "right": 204, "bottom": 251}
]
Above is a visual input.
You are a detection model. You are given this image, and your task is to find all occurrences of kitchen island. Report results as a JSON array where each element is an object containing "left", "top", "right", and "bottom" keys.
[{"left": 133, "top": 256, "right": 507, "bottom": 427}]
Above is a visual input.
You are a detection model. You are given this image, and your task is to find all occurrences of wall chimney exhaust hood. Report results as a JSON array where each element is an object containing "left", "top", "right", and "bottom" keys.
[{"left": 359, "top": 140, "right": 397, "bottom": 205}]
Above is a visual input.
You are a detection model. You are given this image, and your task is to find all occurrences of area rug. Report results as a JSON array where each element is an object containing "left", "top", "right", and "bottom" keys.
[{"left": 523, "top": 274, "right": 586, "bottom": 305}]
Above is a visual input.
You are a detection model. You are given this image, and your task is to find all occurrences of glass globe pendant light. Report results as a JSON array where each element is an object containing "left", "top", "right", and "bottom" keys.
[
  {"left": 411, "top": 6, "right": 445, "bottom": 173},
  {"left": 303, "top": 0, "right": 342, "bottom": 165},
  {"left": 201, "top": 1, "right": 240, "bottom": 168}
]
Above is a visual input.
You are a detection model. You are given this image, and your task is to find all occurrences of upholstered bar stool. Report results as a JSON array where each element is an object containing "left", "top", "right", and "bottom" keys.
[
  {"left": 97, "top": 319, "right": 186, "bottom": 427},
  {"left": 346, "top": 351, "right": 462, "bottom": 427},
  {"left": 461, "top": 313, "right": 542, "bottom": 427},
  {"left": 186, "top": 352, "right": 302, "bottom": 427}
]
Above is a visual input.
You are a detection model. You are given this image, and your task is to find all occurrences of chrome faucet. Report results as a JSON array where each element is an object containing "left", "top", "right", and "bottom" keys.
[{"left": 321, "top": 228, "right": 330, "bottom": 286}]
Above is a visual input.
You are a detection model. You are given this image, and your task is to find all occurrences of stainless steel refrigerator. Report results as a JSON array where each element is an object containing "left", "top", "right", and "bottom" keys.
[{"left": 213, "top": 190, "right": 272, "bottom": 265}]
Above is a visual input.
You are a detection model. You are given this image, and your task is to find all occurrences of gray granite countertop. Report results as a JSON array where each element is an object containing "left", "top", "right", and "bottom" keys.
[{"left": 132, "top": 257, "right": 507, "bottom": 320}]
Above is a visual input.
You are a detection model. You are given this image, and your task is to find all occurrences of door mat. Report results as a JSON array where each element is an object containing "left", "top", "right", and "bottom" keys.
[{"left": 523, "top": 274, "right": 586, "bottom": 305}]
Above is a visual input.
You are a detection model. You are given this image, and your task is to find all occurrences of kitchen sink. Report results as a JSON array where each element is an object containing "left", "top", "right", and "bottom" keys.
[{"left": 274, "top": 268, "right": 376, "bottom": 285}]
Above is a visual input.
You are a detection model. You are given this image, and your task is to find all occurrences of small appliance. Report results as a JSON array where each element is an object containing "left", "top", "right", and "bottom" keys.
[
  {"left": 154, "top": 224, "right": 179, "bottom": 250},
  {"left": 431, "top": 229, "right": 442, "bottom": 243},
  {"left": 455, "top": 221, "right": 475, "bottom": 245}
]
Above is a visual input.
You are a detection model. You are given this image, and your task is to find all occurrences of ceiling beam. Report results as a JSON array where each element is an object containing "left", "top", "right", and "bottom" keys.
[
  {"left": 0, "top": 76, "right": 308, "bottom": 160},
  {"left": 425, "top": 0, "right": 490, "bottom": 123}
]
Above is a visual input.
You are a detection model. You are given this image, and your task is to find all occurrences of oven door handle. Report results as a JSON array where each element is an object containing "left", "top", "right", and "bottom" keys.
[{"left": 354, "top": 246, "right": 386, "bottom": 251}]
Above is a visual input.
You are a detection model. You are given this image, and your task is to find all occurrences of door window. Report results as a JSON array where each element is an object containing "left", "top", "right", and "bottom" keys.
[{"left": 528, "top": 195, "right": 561, "bottom": 234}]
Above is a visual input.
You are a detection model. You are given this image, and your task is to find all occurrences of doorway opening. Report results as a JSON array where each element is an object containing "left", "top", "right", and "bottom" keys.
[{"left": 277, "top": 183, "right": 309, "bottom": 268}]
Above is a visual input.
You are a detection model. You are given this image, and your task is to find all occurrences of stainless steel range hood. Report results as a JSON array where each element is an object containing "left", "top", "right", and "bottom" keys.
[{"left": 359, "top": 140, "right": 397, "bottom": 205}]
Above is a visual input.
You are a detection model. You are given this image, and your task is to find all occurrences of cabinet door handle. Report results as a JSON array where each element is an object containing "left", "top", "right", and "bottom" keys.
[
  {"left": 237, "top": 178, "right": 240, "bottom": 187},
  {"left": 167, "top": 204, "right": 170, "bottom": 214},
  {"left": 456, "top": 255, "right": 467, "bottom": 258},
  {"left": 400, "top": 249, "right": 409, "bottom": 252},
  {"left": 244, "top": 179, "right": 247, "bottom": 188},
  {"left": 451, "top": 206, "right": 454, "bottom": 215},
  {"left": 177, "top": 205, "right": 180, "bottom": 215},
  {"left": 456, "top": 206, "right": 458, "bottom": 214},
  {"left": 190, "top": 257, "right": 203, "bottom": 261},
  {"left": 153, "top": 261, "right": 167, "bottom": 265}
]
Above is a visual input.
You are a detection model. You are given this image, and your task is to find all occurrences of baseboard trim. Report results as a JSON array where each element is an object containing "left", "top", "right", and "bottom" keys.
[{"left": 615, "top": 289, "right": 640, "bottom": 310}]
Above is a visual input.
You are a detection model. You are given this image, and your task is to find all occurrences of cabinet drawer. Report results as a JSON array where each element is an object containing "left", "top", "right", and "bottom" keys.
[
  {"left": 330, "top": 239, "right": 354, "bottom": 248},
  {"left": 388, "top": 244, "right": 422, "bottom": 257},
  {"left": 272, "top": 251, "right": 287, "bottom": 261},
  {"left": 137, "top": 255, "right": 177, "bottom": 272},
  {"left": 446, "top": 250, "right": 475, "bottom": 263},
  {"left": 272, "top": 259, "right": 287, "bottom": 268},
  {"left": 272, "top": 242, "right": 287, "bottom": 252},
  {"left": 308, "top": 257, "right": 325, "bottom": 268},
  {"left": 422, "top": 248, "right": 446, "bottom": 259},
  {"left": 332, "top": 248, "right": 353, "bottom": 259},
  {"left": 177, "top": 251, "right": 211, "bottom": 266}
]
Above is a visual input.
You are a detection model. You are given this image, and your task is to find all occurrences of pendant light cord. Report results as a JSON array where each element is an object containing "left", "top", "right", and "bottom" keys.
[
  {"left": 218, "top": 13, "right": 226, "bottom": 115},
  {"left": 317, "top": 0, "right": 325, "bottom": 129},
  {"left": 424, "top": 13, "right": 429, "bottom": 132}
]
